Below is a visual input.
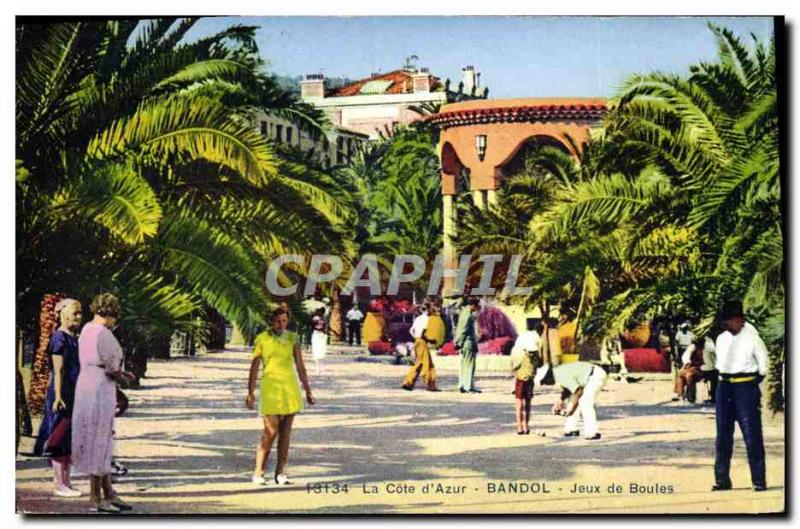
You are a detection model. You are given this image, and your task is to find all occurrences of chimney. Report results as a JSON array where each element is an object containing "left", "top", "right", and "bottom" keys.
[
  {"left": 462, "top": 65, "right": 478, "bottom": 96},
  {"left": 301, "top": 73, "right": 325, "bottom": 100},
  {"left": 412, "top": 67, "right": 431, "bottom": 94}
]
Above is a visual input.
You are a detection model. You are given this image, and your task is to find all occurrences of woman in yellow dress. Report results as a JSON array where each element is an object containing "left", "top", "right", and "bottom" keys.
[{"left": 246, "top": 307, "right": 315, "bottom": 486}]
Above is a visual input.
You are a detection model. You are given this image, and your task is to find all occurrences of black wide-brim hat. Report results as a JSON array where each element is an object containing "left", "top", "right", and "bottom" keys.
[{"left": 721, "top": 300, "right": 745, "bottom": 320}]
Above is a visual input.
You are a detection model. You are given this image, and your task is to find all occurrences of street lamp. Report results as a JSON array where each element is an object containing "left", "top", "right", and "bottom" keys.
[{"left": 475, "top": 134, "right": 487, "bottom": 161}]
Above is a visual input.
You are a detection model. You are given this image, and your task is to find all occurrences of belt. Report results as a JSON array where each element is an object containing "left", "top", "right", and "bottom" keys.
[
  {"left": 720, "top": 372, "right": 759, "bottom": 383},
  {"left": 728, "top": 376, "right": 757, "bottom": 383},
  {"left": 590, "top": 365, "right": 606, "bottom": 375}
]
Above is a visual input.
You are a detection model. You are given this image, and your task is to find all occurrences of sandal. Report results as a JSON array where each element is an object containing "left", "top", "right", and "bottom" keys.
[{"left": 53, "top": 487, "right": 82, "bottom": 498}]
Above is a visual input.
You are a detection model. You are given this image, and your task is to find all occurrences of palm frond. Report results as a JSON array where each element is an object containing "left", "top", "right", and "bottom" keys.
[
  {"left": 16, "top": 21, "right": 102, "bottom": 150},
  {"left": 708, "top": 23, "right": 757, "bottom": 90},
  {"left": 51, "top": 161, "right": 162, "bottom": 244},
  {"left": 533, "top": 170, "right": 673, "bottom": 239},
  {"left": 115, "top": 272, "right": 202, "bottom": 332},
  {"left": 154, "top": 214, "right": 268, "bottom": 332},
  {"left": 88, "top": 94, "right": 278, "bottom": 187},
  {"left": 154, "top": 58, "right": 259, "bottom": 91}
]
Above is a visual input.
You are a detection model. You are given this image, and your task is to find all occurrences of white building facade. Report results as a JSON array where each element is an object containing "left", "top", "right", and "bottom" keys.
[
  {"left": 253, "top": 109, "right": 369, "bottom": 169},
  {"left": 300, "top": 66, "right": 486, "bottom": 140}
]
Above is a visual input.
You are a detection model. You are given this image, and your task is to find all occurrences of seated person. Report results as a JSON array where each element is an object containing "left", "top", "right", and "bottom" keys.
[
  {"left": 696, "top": 336, "right": 717, "bottom": 403},
  {"left": 675, "top": 337, "right": 714, "bottom": 403},
  {"left": 599, "top": 335, "right": 629, "bottom": 382}
]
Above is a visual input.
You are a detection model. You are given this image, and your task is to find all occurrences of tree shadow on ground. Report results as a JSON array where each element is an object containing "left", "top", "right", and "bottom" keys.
[{"left": 17, "top": 352, "right": 784, "bottom": 514}]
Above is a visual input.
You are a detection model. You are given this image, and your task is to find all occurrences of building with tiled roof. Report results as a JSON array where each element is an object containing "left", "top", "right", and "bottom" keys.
[
  {"left": 300, "top": 65, "right": 487, "bottom": 140},
  {"left": 328, "top": 69, "right": 445, "bottom": 97}
]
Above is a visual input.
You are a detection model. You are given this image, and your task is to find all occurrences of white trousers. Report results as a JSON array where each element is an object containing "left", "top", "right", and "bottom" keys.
[{"left": 564, "top": 367, "right": 607, "bottom": 437}]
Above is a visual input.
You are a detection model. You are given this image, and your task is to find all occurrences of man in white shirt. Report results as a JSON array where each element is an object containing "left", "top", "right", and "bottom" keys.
[
  {"left": 675, "top": 322, "right": 695, "bottom": 351},
  {"left": 345, "top": 305, "right": 364, "bottom": 346},
  {"left": 712, "top": 300, "right": 768, "bottom": 492},
  {"left": 401, "top": 301, "right": 439, "bottom": 392},
  {"left": 409, "top": 308, "right": 429, "bottom": 342}
]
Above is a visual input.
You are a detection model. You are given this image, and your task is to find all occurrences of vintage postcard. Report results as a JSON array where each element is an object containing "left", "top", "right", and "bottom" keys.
[{"left": 14, "top": 15, "right": 785, "bottom": 515}]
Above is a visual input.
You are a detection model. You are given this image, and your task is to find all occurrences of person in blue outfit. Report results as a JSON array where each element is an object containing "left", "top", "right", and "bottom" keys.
[
  {"left": 455, "top": 297, "right": 481, "bottom": 393},
  {"left": 33, "top": 298, "right": 84, "bottom": 497},
  {"left": 712, "top": 300, "right": 769, "bottom": 492}
]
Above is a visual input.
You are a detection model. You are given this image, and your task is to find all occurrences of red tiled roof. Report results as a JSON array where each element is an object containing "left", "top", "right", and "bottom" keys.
[
  {"left": 329, "top": 69, "right": 442, "bottom": 97},
  {"left": 425, "top": 98, "right": 607, "bottom": 128}
]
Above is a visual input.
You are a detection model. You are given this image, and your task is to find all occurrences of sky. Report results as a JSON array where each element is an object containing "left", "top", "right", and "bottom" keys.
[{"left": 184, "top": 16, "right": 776, "bottom": 98}]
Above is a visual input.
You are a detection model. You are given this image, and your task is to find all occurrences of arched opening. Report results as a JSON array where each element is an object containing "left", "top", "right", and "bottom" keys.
[
  {"left": 441, "top": 141, "right": 464, "bottom": 176},
  {"left": 441, "top": 142, "right": 469, "bottom": 195},
  {"left": 498, "top": 135, "right": 574, "bottom": 179}
]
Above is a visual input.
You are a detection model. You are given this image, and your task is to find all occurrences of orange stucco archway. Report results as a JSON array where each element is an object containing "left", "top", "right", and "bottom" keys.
[
  {"left": 428, "top": 98, "right": 606, "bottom": 193},
  {"left": 427, "top": 97, "right": 606, "bottom": 297}
]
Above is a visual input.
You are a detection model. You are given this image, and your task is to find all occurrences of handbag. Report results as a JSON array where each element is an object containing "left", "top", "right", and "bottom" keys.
[{"left": 44, "top": 415, "right": 71, "bottom": 452}]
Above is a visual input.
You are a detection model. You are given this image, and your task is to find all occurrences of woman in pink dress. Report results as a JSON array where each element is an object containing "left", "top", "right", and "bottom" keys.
[{"left": 71, "top": 293, "right": 132, "bottom": 513}]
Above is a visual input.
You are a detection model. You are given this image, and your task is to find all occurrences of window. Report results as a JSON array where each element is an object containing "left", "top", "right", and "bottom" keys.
[
  {"left": 276, "top": 124, "right": 283, "bottom": 143},
  {"left": 286, "top": 127, "right": 293, "bottom": 144},
  {"left": 260, "top": 121, "right": 267, "bottom": 135}
]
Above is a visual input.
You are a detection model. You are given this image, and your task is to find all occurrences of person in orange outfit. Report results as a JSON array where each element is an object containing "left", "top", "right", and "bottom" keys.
[{"left": 401, "top": 301, "right": 441, "bottom": 391}]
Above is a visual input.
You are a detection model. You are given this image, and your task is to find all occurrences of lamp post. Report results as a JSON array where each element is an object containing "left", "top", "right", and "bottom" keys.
[
  {"left": 475, "top": 134, "right": 487, "bottom": 161},
  {"left": 475, "top": 134, "right": 486, "bottom": 161}
]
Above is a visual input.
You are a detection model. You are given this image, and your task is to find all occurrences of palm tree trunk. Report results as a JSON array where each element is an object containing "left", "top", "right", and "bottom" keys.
[
  {"left": 573, "top": 274, "right": 589, "bottom": 345},
  {"left": 28, "top": 293, "right": 60, "bottom": 416},
  {"left": 16, "top": 328, "right": 32, "bottom": 452},
  {"left": 766, "top": 345, "right": 785, "bottom": 413},
  {"left": 540, "top": 299, "right": 550, "bottom": 363},
  {"left": 329, "top": 286, "right": 343, "bottom": 343}
]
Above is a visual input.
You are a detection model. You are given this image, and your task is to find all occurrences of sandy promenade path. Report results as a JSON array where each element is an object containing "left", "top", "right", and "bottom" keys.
[{"left": 16, "top": 347, "right": 784, "bottom": 514}]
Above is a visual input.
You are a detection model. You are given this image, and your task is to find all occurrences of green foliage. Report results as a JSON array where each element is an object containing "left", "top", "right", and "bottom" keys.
[
  {"left": 334, "top": 126, "right": 442, "bottom": 295},
  {"left": 454, "top": 25, "right": 783, "bottom": 410},
  {"left": 17, "top": 18, "right": 352, "bottom": 347},
  {"left": 52, "top": 161, "right": 163, "bottom": 244}
]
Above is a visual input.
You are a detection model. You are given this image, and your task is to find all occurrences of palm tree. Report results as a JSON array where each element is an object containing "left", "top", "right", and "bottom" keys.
[
  {"left": 602, "top": 24, "right": 781, "bottom": 407},
  {"left": 328, "top": 125, "right": 444, "bottom": 308},
  {"left": 17, "top": 18, "right": 352, "bottom": 413},
  {"left": 455, "top": 24, "right": 782, "bottom": 410}
]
